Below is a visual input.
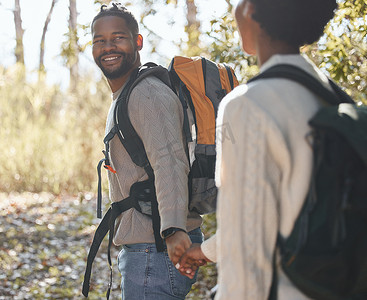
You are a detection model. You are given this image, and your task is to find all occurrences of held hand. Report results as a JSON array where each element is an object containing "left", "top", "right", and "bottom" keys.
[
  {"left": 165, "top": 231, "right": 192, "bottom": 266},
  {"left": 177, "top": 243, "right": 211, "bottom": 279}
]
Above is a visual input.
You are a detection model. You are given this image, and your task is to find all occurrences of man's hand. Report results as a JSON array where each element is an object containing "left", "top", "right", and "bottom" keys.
[
  {"left": 176, "top": 243, "right": 211, "bottom": 279},
  {"left": 165, "top": 230, "right": 192, "bottom": 266}
]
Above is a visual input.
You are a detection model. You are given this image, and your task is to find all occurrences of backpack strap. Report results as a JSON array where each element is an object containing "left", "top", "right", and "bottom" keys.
[
  {"left": 247, "top": 64, "right": 354, "bottom": 105},
  {"left": 225, "top": 64, "right": 235, "bottom": 90},
  {"left": 168, "top": 58, "right": 194, "bottom": 144},
  {"left": 96, "top": 70, "right": 140, "bottom": 219},
  {"left": 95, "top": 64, "right": 170, "bottom": 260},
  {"left": 103, "top": 63, "right": 172, "bottom": 252},
  {"left": 114, "top": 63, "right": 171, "bottom": 174},
  {"left": 202, "top": 57, "right": 227, "bottom": 109},
  {"left": 82, "top": 179, "right": 155, "bottom": 298},
  {"left": 113, "top": 63, "right": 171, "bottom": 253},
  {"left": 101, "top": 63, "right": 172, "bottom": 178}
]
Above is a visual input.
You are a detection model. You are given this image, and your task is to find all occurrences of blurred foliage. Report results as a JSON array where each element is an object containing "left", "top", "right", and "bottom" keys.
[
  {"left": 60, "top": 27, "right": 83, "bottom": 69},
  {"left": 0, "top": 64, "right": 110, "bottom": 195},
  {"left": 204, "top": 0, "right": 367, "bottom": 102},
  {"left": 204, "top": 2, "right": 258, "bottom": 82},
  {"left": 313, "top": 0, "right": 367, "bottom": 103}
]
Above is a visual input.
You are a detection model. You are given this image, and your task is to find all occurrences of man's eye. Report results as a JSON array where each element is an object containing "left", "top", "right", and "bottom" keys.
[{"left": 93, "top": 39, "right": 104, "bottom": 44}]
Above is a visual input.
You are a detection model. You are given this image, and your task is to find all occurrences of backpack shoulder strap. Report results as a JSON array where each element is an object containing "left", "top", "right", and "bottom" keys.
[
  {"left": 224, "top": 64, "right": 235, "bottom": 90},
  {"left": 114, "top": 63, "right": 172, "bottom": 177},
  {"left": 114, "top": 63, "right": 171, "bottom": 253},
  {"left": 247, "top": 64, "right": 354, "bottom": 105}
]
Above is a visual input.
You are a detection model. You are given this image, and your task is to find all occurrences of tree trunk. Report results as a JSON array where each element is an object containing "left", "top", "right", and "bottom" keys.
[
  {"left": 39, "top": 0, "right": 58, "bottom": 76},
  {"left": 185, "top": 0, "right": 201, "bottom": 56},
  {"left": 14, "top": 0, "right": 24, "bottom": 64},
  {"left": 69, "top": 0, "right": 79, "bottom": 92}
]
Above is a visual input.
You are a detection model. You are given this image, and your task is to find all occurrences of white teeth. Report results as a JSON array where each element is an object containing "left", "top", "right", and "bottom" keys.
[{"left": 104, "top": 56, "right": 118, "bottom": 61}]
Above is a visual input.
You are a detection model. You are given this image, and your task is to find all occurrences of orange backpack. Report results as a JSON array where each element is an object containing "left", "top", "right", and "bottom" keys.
[{"left": 168, "top": 56, "right": 239, "bottom": 213}]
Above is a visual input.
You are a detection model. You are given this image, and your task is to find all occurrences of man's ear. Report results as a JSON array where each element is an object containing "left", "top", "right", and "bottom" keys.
[{"left": 136, "top": 34, "right": 143, "bottom": 50}]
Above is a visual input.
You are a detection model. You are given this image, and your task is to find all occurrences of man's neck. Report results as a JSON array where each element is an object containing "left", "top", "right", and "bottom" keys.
[
  {"left": 107, "top": 68, "right": 135, "bottom": 93},
  {"left": 107, "top": 60, "right": 142, "bottom": 92}
]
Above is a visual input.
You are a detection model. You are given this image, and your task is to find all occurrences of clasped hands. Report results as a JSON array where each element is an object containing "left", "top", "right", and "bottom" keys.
[{"left": 165, "top": 231, "right": 211, "bottom": 279}]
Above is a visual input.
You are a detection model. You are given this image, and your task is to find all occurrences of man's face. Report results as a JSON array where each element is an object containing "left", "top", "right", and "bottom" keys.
[{"left": 92, "top": 16, "right": 141, "bottom": 79}]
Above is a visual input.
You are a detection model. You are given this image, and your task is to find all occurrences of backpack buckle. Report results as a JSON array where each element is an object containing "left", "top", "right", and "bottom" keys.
[
  {"left": 102, "top": 150, "right": 117, "bottom": 173},
  {"left": 104, "top": 164, "right": 116, "bottom": 173}
]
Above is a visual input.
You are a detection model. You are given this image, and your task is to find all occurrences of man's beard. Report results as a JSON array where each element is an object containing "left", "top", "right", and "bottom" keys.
[{"left": 96, "top": 51, "right": 136, "bottom": 80}]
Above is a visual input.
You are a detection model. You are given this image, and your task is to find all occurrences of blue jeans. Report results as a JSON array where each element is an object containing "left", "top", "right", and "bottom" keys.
[{"left": 117, "top": 227, "right": 203, "bottom": 300}]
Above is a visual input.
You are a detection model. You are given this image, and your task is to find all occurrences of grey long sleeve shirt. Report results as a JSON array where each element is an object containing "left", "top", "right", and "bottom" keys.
[{"left": 105, "top": 75, "right": 202, "bottom": 246}]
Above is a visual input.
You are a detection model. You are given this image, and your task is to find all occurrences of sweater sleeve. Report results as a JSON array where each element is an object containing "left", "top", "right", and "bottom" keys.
[
  {"left": 128, "top": 77, "right": 190, "bottom": 233},
  {"left": 215, "top": 92, "right": 280, "bottom": 300},
  {"left": 201, "top": 233, "right": 217, "bottom": 262}
]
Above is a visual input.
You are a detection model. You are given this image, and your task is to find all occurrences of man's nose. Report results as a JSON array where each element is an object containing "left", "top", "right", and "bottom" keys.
[{"left": 103, "top": 40, "right": 116, "bottom": 52}]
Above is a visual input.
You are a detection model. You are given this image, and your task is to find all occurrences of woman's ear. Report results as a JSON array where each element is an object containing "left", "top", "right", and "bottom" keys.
[
  {"left": 243, "top": 1, "right": 255, "bottom": 19},
  {"left": 234, "top": 0, "right": 259, "bottom": 56},
  {"left": 136, "top": 34, "right": 143, "bottom": 50}
]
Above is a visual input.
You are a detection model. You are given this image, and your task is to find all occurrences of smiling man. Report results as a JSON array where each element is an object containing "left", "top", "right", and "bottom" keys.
[
  {"left": 92, "top": 5, "right": 141, "bottom": 91},
  {"left": 89, "top": 3, "right": 202, "bottom": 300}
]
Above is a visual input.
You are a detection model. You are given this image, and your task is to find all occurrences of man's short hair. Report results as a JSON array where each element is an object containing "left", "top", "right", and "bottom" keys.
[
  {"left": 250, "top": 0, "right": 338, "bottom": 47},
  {"left": 91, "top": 2, "right": 139, "bottom": 35}
]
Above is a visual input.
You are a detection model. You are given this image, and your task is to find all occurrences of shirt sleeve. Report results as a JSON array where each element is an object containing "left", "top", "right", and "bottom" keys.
[
  {"left": 201, "top": 233, "right": 217, "bottom": 262},
  {"left": 128, "top": 77, "right": 190, "bottom": 234},
  {"left": 215, "top": 94, "right": 280, "bottom": 299}
]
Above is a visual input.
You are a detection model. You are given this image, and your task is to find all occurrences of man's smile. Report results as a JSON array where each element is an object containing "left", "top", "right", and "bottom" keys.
[
  {"left": 100, "top": 53, "right": 123, "bottom": 66},
  {"left": 103, "top": 56, "right": 119, "bottom": 61}
]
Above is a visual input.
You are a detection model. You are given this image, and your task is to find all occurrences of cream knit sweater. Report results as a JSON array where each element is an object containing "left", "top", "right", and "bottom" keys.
[
  {"left": 105, "top": 75, "right": 202, "bottom": 246},
  {"left": 201, "top": 54, "right": 331, "bottom": 299}
]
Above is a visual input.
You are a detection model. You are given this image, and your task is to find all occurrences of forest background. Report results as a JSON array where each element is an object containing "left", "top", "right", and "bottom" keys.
[{"left": 0, "top": 0, "right": 366, "bottom": 299}]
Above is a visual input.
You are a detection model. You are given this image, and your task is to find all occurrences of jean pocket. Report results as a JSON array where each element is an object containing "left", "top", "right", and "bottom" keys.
[
  {"left": 122, "top": 244, "right": 149, "bottom": 253},
  {"left": 164, "top": 252, "right": 196, "bottom": 298}
]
